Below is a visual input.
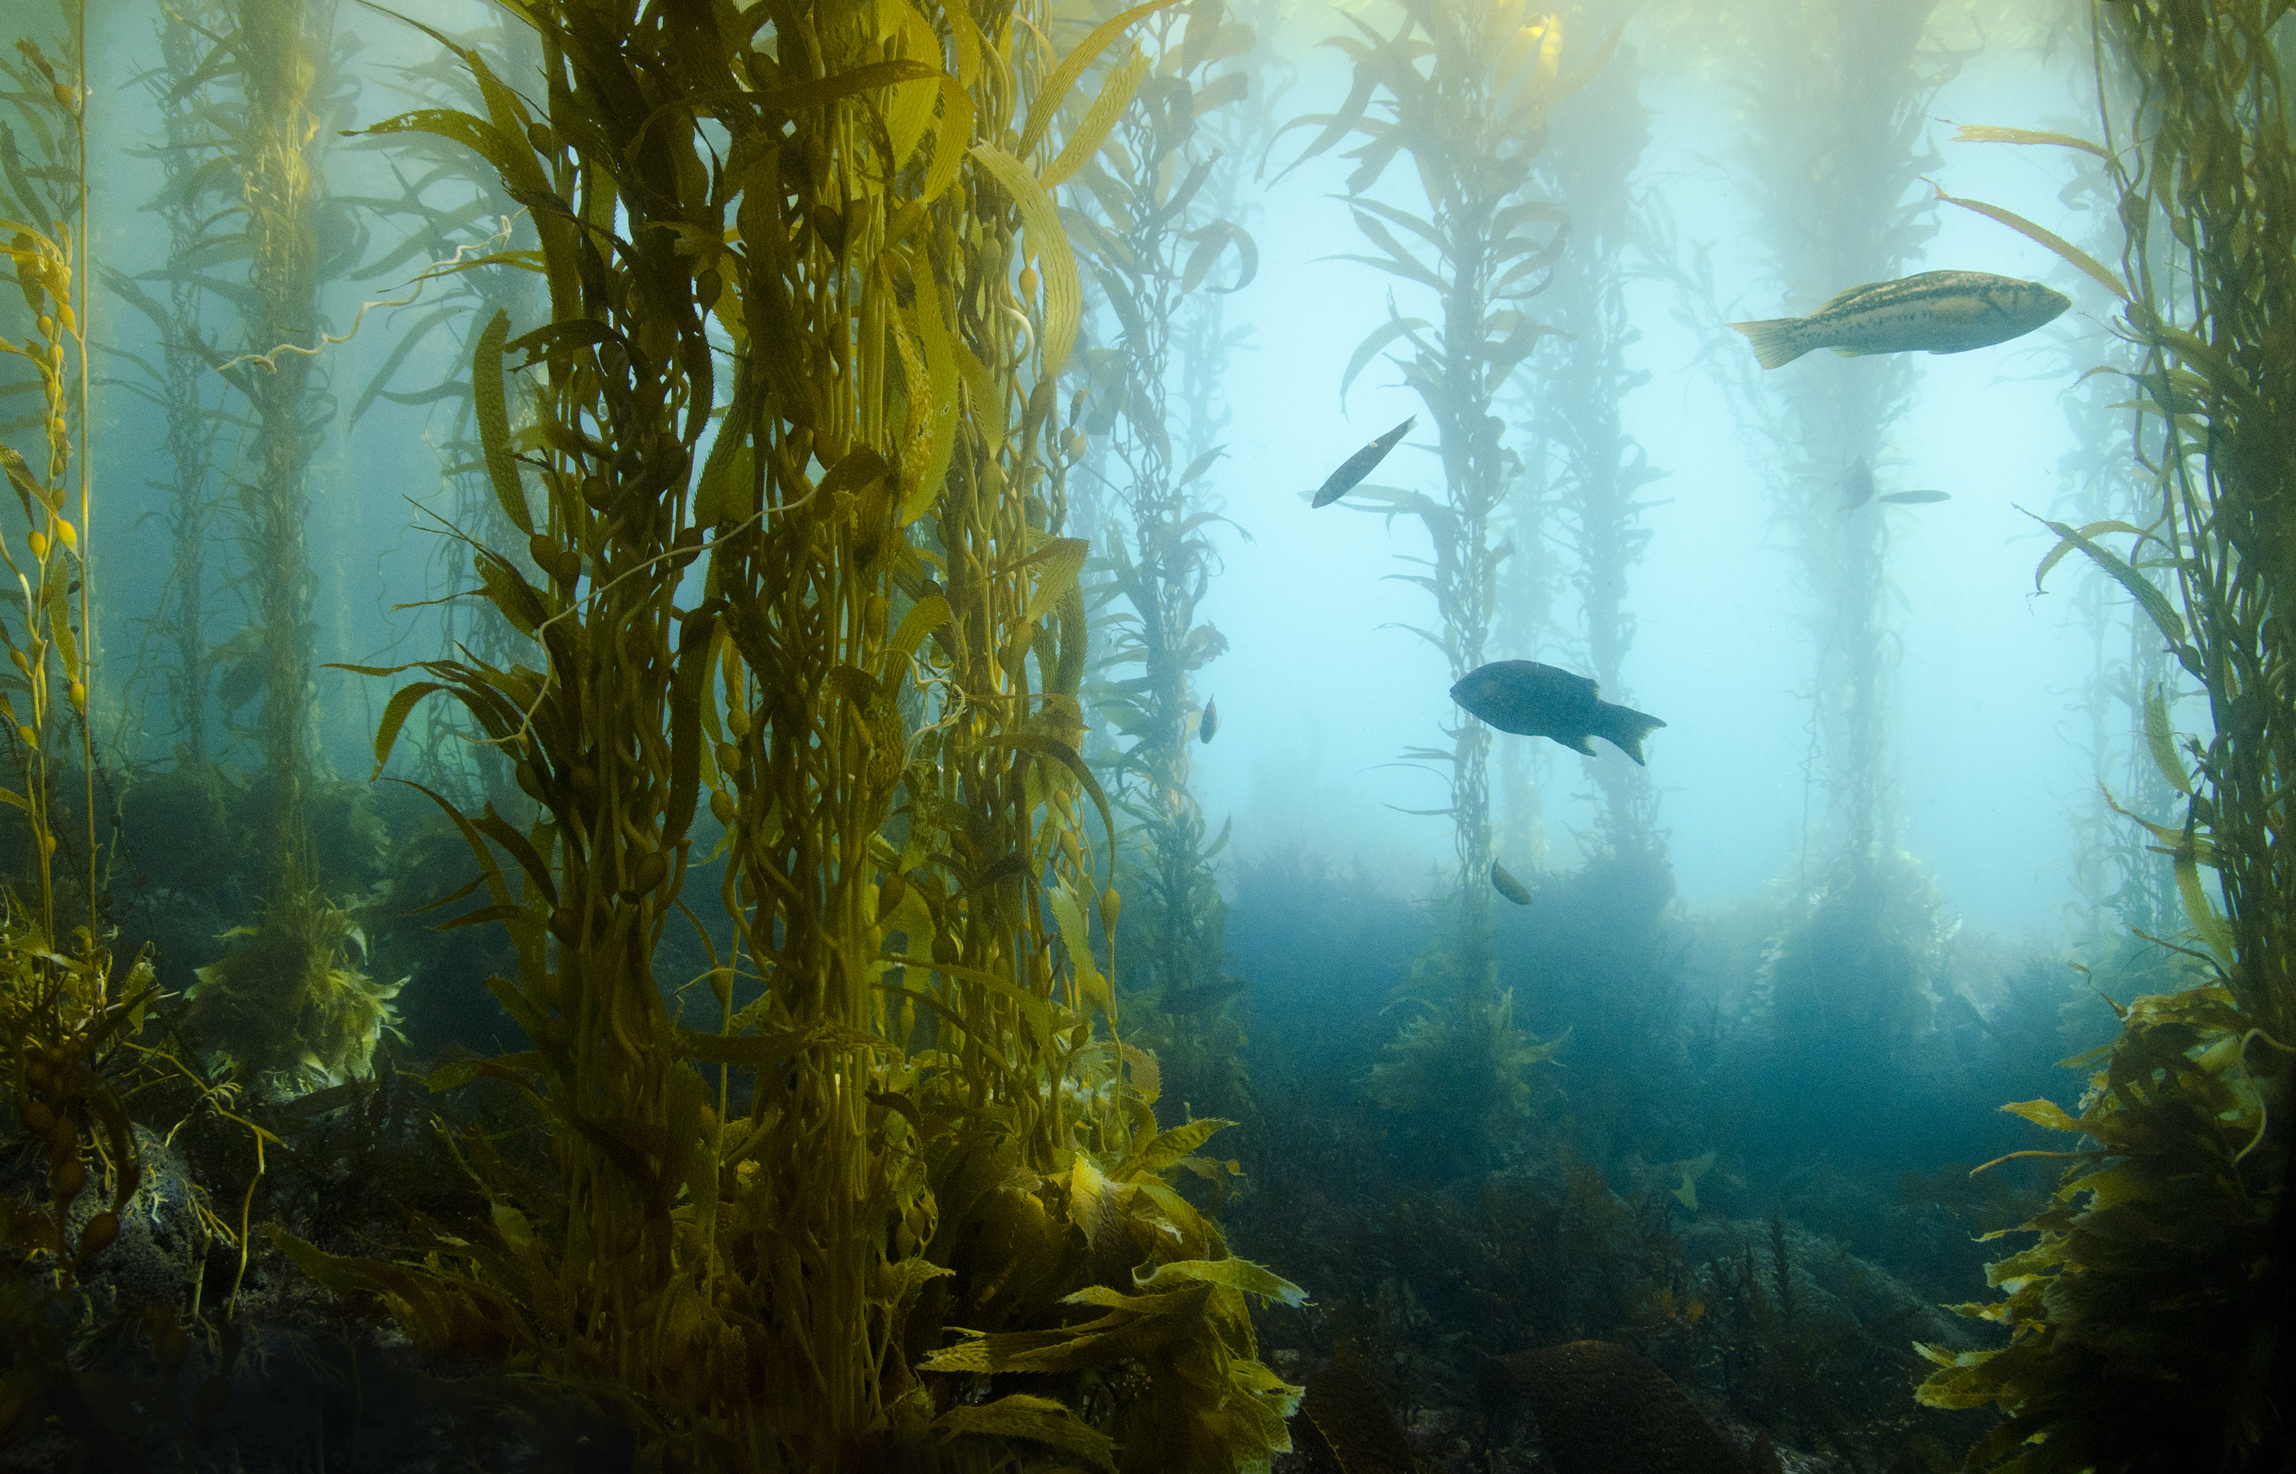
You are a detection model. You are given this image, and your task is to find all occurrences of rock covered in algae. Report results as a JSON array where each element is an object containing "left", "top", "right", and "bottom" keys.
[{"left": 1496, "top": 1339, "right": 1771, "bottom": 1474}]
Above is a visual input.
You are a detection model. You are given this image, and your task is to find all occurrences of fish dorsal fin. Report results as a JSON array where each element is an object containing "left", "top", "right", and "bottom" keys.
[{"left": 1812, "top": 279, "right": 1897, "bottom": 316}]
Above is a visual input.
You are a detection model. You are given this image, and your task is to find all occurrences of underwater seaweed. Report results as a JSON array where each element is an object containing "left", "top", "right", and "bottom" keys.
[
  {"left": 1277, "top": 0, "right": 1599, "bottom": 941},
  {"left": 1057, "top": 0, "right": 1262, "bottom": 1127},
  {"left": 1524, "top": 0, "right": 1665, "bottom": 864},
  {"left": 1911, "top": 3, "right": 2296, "bottom": 1467},
  {"left": 260, "top": 1, "right": 1306, "bottom": 1468}
]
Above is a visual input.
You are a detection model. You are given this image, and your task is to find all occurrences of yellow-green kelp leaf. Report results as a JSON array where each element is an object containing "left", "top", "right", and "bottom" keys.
[
  {"left": 1668, "top": 1149, "right": 1716, "bottom": 1211},
  {"left": 1043, "top": 45, "right": 1148, "bottom": 190},
  {"left": 471, "top": 310, "right": 533, "bottom": 535},
  {"left": 1952, "top": 123, "right": 2110, "bottom": 158},
  {"left": 1015, "top": 0, "right": 1182, "bottom": 158},
  {"left": 2143, "top": 681, "right": 2195, "bottom": 795},
  {"left": 933, "top": 1394, "right": 1118, "bottom": 1472},
  {"left": 1132, "top": 1256, "right": 1307, "bottom": 1306},
  {"left": 2175, "top": 844, "right": 2235, "bottom": 969},
  {"left": 2026, "top": 511, "right": 2196, "bottom": 672},
  {"left": 1932, "top": 182, "right": 2129, "bottom": 302},
  {"left": 2000, "top": 1097, "right": 2082, "bottom": 1134},
  {"left": 1117, "top": 1116, "right": 1234, "bottom": 1179},
  {"left": 970, "top": 143, "right": 1083, "bottom": 376}
]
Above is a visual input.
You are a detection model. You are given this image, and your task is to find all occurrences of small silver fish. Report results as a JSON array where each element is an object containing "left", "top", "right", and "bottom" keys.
[
  {"left": 1492, "top": 862, "right": 1534, "bottom": 907},
  {"left": 1312, "top": 416, "right": 1415, "bottom": 507},
  {"left": 1199, "top": 696, "right": 1219, "bottom": 744},
  {"left": 1878, "top": 489, "right": 1950, "bottom": 504},
  {"left": 1730, "top": 270, "right": 2069, "bottom": 370}
]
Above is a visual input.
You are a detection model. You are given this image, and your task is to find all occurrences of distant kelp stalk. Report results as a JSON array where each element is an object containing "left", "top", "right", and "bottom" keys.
[
  {"left": 1275, "top": 0, "right": 1595, "bottom": 1173},
  {"left": 1525, "top": 0, "right": 1661, "bottom": 863},
  {"left": 0, "top": 0, "right": 158, "bottom": 1378},
  {"left": 337, "top": 20, "right": 546, "bottom": 811},
  {"left": 106, "top": 0, "right": 231, "bottom": 768},
  {"left": 1277, "top": 0, "right": 1608, "bottom": 944},
  {"left": 1915, "top": 4, "right": 2296, "bottom": 1468},
  {"left": 1719, "top": 0, "right": 1958, "bottom": 1081},
  {"left": 1062, "top": 0, "right": 1258, "bottom": 1117},
  {"left": 219, "top": 0, "right": 357, "bottom": 891},
  {"left": 277, "top": 1, "right": 1303, "bottom": 1469},
  {"left": 1727, "top": 0, "right": 1947, "bottom": 877}
]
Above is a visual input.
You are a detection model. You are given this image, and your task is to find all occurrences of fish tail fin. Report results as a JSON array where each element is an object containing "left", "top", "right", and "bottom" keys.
[
  {"left": 1728, "top": 318, "right": 1808, "bottom": 370},
  {"left": 1597, "top": 704, "right": 1668, "bottom": 766}
]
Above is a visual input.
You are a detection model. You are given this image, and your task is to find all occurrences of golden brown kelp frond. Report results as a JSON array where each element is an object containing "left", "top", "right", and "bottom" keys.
[
  {"left": 288, "top": 0, "right": 1298, "bottom": 1467},
  {"left": 182, "top": 889, "right": 403, "bottom": 1092},
  {"left": 0, "top": 927, "right": 156, "bottom": 1289},
  {"left": 0, "top": 0, "right": 149, "bottom": 1311},
  {"left": 1913, "top": 4, "right": 2296, "bottom": 1468},
  {"left": 1916, "top": 986, "right": 2284, "bottom": 1469},
  {"left": 0, "top": 7, "right": 96, "bottom": 937}
]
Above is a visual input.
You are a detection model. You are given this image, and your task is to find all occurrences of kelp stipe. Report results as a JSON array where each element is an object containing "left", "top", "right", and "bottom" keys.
[
  {"left": 1062, "top": 0, "right": 1259, "bottom": 1123},
  {"left": 275, "top": 1, "right": 1302, "bottom": 1468},
  {"left": 1716, "top": 0, "right": 1954, "bottom": 892},
  {"left": 108, "top": 0, "right": 232, "bottom": 767},
  {"left": 0, "top": 3, "right": 166, "bottom": 1453},
  {"left": 1524, "top": 2, "right": 1661, "bottom": 862},
  {"left": 1279, "top": 0, "right": 1596, "bottom": 935},
  {"left": 1914, "top": 4, "right": 2296, "bottom": 1467},
  {"left": 1278, "top": 0, "right": 1586, "bottom": 1164}
]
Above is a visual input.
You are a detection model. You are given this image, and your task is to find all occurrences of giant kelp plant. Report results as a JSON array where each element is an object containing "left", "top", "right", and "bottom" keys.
[
  {"left": 1915, "top": 3, "right": 2296, "bottom": 1467},
  {"left": 1528, "top": 0, "right": 1660, "bottom": 865},
  {"left": 1721, "top": 0, "right": 1960, "bottom": 1104},
  {"left": 108, "top": 0, "right": 231, "bottom": 770},
  {"left": 1727, "top": 0, "right": 1945, "bottom": 884},
  {"left": 274, "top": 1, "right": 1303, "bottom": 1468},
  {"left": 218, "top": 0, "right": 356, "bottom": 886},
  {"left": 1280, "top": 0, "right": 1592, "bottom": 931},
  {"left": 1061, "top": 0, "right": 1259, "bottom": 1121},
  {"left": 1274, "top": 0, "right": 1595, "bottom": 1172},
  {"left": 0, "top": 0, "right": 165, "bottom": 1440},
  {"left": 112, "top": 0, "right": 404, "bottom": 1092}
]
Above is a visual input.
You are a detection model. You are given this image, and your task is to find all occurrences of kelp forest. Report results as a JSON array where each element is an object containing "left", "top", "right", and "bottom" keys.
[{"left": 0, "top": 0, "right": 2291, "bottom": 1469}]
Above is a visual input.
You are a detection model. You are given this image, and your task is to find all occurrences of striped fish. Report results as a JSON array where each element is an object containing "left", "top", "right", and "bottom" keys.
[{"left": 1729, "top": 270, "right": 2069, "bottom": 370}]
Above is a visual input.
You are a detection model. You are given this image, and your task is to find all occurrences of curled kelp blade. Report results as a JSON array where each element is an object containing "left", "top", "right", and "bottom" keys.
[{"left": 1311, "top": 414, "right": 1415, "bottom": 507}]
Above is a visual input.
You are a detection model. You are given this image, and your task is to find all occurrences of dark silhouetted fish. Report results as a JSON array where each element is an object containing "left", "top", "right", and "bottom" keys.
[
  {"left": 1199, "top": 695, "right": 1219, "bottom": 744},
  {"left": 1878, "top": 489, "right": 1950, "bottom": 504},
  {"left": 1160, "top": 976, "right": 1247, "bottom": 1014},
  {"left": 1837, "top": 458, "right": 1873, "bottom": 512},
  {"left": 1730, "top": 270, "right": 2069, "bottom": 370},
  {"left": 1492, "top": 862, "right": 1534, "bottom": 907},
  {"left": 1452, "top": 660, "right": 1666, "bottom": 766},
  {"left": 1312, "top": 415, "right": 1415, "bottom": 507}
]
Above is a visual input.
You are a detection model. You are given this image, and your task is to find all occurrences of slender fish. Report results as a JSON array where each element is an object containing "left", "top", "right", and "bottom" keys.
[{"left": 1312, "top": 416, "right": 1416, "bottom": 507}]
